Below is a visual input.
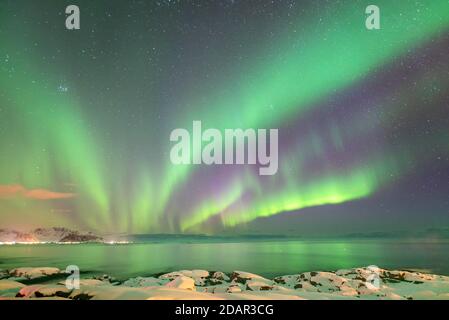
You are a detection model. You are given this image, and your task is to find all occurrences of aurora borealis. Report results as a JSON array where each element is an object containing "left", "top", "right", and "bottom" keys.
[{"left": 1, "top": 0, "right": 449, "bottom": 235}]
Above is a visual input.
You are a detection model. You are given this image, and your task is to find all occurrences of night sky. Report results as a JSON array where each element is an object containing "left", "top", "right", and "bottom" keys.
[{"left": 0, "top": 0, "right": 448, "bottom": 235}]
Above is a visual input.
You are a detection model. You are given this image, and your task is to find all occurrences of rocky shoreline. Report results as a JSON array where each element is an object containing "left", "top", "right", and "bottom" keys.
[{"left": 1, "top": 266, "right": 448, "bottom": 300}]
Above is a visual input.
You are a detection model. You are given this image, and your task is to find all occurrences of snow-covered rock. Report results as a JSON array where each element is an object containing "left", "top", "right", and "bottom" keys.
[
  {"left": 159, "top": 269, "right": 210, "bottom": 286},
  {"left": 0, "top": 269, "right": 9, "bottom": 280},
  {"left": 230, "top": 271, "right": 269, "bottom": 283},
  {"left": 91, "top": 274, "right": 119, "bottom": 284},
  {"left": 9, "top": 267, "right": 61, "bottom": 280},
  {"left": 0, "top": 280, "right": 25, "bottom": 297},
  {"left": 122, "top": 276, "right": 168, "bottom": 287},
  {"left": 18, "top": 284, "right": 72, "bottom": 298},
  {"left": 226, "top": 284, "right": 243, "bottom": 293},
  {"left": 165, "top": 276, "right": 196, "bottom": 291},
  {"left": 211, "top": 271, "right": 230, "bottom": 281},
  {"left": 159, "top": 269, "right": 208, "bottom": 279}
]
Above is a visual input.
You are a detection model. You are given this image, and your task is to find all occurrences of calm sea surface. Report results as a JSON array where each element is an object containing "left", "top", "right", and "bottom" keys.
[{"left": 1, "top": 240, "right": 448, "bottom": 279}]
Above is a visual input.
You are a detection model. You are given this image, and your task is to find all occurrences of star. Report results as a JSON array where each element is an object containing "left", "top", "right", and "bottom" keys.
[{"left": 57, "top": 85, "right": 68, "bottom": 92}]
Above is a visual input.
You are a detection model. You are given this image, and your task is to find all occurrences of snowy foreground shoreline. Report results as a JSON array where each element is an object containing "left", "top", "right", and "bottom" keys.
[{"left": 1, "top": 266, "right": 448, "bottom": 300}]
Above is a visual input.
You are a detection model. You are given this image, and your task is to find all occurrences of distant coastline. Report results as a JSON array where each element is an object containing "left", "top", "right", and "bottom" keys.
[{"left": 2, "top": 226, "right": 449, "bottom": 245}]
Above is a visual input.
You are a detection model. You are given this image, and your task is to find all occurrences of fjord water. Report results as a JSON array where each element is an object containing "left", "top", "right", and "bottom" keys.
[{"left": 1, "top": 240, "right": 448, "bottom": 279}]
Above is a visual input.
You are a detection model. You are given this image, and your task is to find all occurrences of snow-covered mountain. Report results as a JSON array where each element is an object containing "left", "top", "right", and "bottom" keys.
[
  {"left": 0, "top": 227, "right": 103, "bottom": 243},
  {"left": 0, "top": 230, "right": 38, "bottom": 243}
]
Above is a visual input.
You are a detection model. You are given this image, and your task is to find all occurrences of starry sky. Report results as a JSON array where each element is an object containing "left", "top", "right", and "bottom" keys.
[{"left": 0, "top": 0, "right": 448, "bottom": 235}]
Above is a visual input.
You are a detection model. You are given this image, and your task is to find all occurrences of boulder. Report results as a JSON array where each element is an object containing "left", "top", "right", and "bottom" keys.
[
  {"left": 211, "top": 271, "right": 230, "bottom": 281},
  {"left": 165, "top": 276, "right": 196, "bottom": 291},
  {"left": 122, "top": 277, "right": 168, "bottom": 287},
  {"left": 230, "top": 271, "right": 271, "bottom": 285},
  {"left": 0, "top": 280, "right": 26, "bottom": 297},
  {"left": 18, "top": 284, "right": 71, "bottom": 298},
  {"left": 9, "top": 267, "right": 60, "bottom": 280}
]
